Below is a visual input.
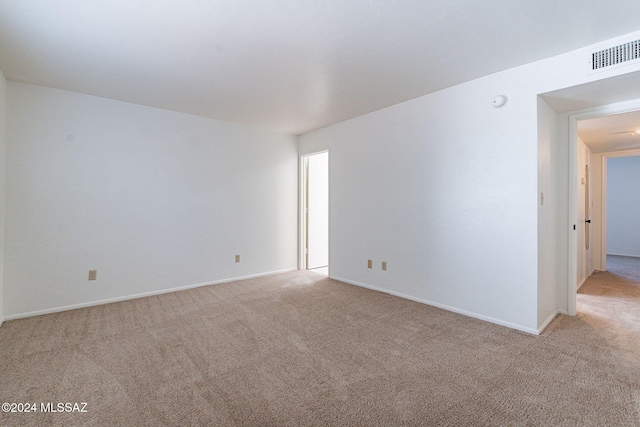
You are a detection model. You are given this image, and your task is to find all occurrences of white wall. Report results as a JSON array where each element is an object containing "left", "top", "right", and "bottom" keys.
[
  {"left": 4, "top": 82, "right": 298, "bottom": 318},
  {"left": 607, "top": 155, "right": 640, "bottom": 257},
  {"left": 0, "top": 70, "right": 6, "bottom": 326},
  {"left": 300, "top": 30, "right": 640, "bottom": 333},
  {"left": 301, "top": 71, "right": 540, "bottom": 333}
]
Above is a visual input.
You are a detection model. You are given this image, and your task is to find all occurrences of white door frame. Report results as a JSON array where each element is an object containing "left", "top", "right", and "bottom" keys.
[
  {"left": 299, "top": 150, "right": 329, "bottom": 271},
  {"left": 567, "top": 99, "right": 640, "bottom": 315}
]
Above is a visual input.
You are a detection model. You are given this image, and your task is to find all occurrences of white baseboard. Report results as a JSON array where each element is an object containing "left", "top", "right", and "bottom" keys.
[
  {"left": 3, "top": 267, "right": 297, "bottom": 322},
  {"left": 607, "top": 252, "right": 640, "bottom": 258},
  {"left": 577, "top": 276, "right": 588, "bottom": 291},
  {"left": 331, "top": 276, "right": 540, "bottom": 335},
  {"left": 537, "top": 310, "right": 559, "bottom": 334}
]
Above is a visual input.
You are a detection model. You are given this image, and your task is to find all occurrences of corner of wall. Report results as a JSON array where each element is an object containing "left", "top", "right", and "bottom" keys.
[
  {"left": 0, "top": 69, "right": 7, "bottom": 327},
  {"left": 536, "top": 96, "right": 560, "bottom": 328}
]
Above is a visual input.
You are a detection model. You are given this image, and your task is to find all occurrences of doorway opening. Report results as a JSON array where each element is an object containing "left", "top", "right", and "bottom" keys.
[
  {"left": 574, "top": 152, "right": 640, "bottom": 356},
  {"left": 602, "top": 153, "right": 640, "bottom": 268},
  {"left": 301, "top": 151, "right": 329, "bottom": 274},
  {"left": 568, "top": 103, "right": 640, "bottom": 315}
]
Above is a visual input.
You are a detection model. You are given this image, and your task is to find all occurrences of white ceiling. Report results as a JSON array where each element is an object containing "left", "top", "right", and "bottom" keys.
[
  {"left": 541, "top": 71, "right": 640, "bottom": 153},
  {"left": 1, "top": 1, "right": 640, "bottom": 135},
  {"left": 541, "top": 71, "right": 640, "bottom": 115},
  {"left": 578, "top": 110, "right": 640, "bottom": 153}
]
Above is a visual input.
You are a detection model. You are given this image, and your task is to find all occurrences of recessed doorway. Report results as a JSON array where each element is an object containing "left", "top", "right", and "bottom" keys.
[
  {"left": 567, "top": 102, "right": 640, "bottom": 315},
  {"left": 301, "top": 151, "right": 329, "bottom": 274}
]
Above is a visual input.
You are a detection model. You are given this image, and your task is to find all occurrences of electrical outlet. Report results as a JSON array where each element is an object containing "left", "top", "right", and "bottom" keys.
[
  {"left": 235, "top": 255, "right": 240, "bottom": 263},
  {"left": 381, "top": 261, "right": 387, "bottom": 271},
  {"left": 88, "top": 270, "right": 97, "bottom": 280},
  {"left": 367, "top": 259, "right": 372, "bottom": 269}
]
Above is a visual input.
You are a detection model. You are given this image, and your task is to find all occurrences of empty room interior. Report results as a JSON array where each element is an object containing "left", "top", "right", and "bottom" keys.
[{"left": 1, "top": 1, "right": 640, "bottom": 425}]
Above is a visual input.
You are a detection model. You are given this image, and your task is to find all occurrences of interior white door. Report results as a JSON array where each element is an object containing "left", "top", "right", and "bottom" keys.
[{"left": 307, "top": 152, "right": 329, "bottom": 269}]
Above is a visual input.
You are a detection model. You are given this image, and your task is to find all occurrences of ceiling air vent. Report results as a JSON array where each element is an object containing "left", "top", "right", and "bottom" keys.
[{"left": 590, "top": 39, "right": 640, "bottom": 71}]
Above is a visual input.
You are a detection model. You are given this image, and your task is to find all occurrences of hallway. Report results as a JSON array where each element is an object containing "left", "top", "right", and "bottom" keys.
[{"left": 577, "top": 255, "right": 640, "bottom": 362}]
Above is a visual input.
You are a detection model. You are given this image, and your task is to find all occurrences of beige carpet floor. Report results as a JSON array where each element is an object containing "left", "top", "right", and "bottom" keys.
[{"left": 0, "top": 260, "right": 639, "bottom": 426}]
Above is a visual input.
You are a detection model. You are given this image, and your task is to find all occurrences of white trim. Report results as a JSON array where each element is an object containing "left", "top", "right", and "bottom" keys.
[
  {"left": 568, "top": 114, "right": 578, "bottom": 316},
  {"left": 567, "top": 99, "right": 640, "bottom": 317},
  {"left": 577, "top": 276, "right": 588, "bottom": 291},
  {"left": 3, "top": 268, "right": 297, "bottom": 321},
  {"left": 607, "top": 252, "right": 640, "bottom": 258},
  {"left": 332, "top": 276, "right": 540, "bottom": 335}
]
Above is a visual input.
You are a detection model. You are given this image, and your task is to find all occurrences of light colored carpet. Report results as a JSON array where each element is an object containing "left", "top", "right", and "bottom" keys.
[
  {"left": 0, "top": 263, "right": 638, "bottom": 426},
  {"left": 575, "top": 255, "right": 640, "bottom": 365}
]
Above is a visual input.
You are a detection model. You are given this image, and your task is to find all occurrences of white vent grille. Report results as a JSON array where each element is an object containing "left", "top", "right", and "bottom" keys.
[{"left": 591, "top": 39, "right": 640, "bottom": 70}]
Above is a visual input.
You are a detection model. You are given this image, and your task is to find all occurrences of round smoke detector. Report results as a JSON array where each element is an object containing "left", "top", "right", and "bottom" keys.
[{"left": 492, "top": 95, "right": 508, "bottom": 108}]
